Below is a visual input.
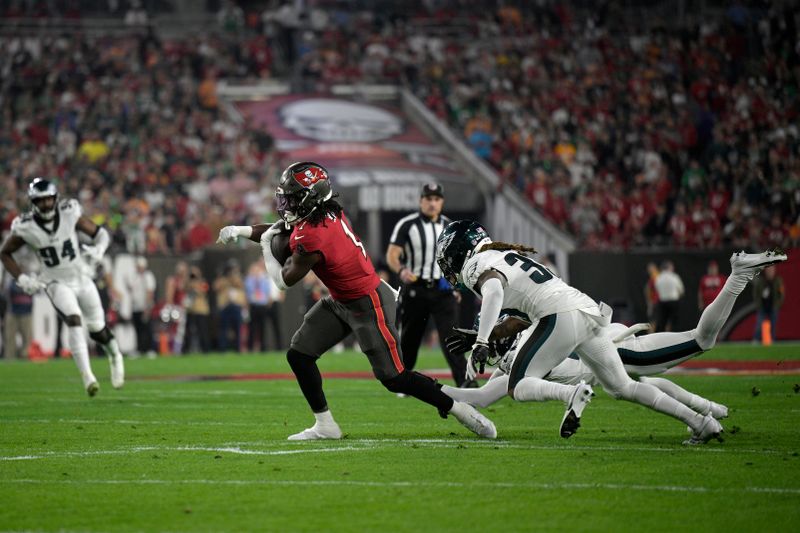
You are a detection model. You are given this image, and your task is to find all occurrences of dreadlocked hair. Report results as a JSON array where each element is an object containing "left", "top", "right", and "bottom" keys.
[
  {"left": 478, "top": 241, "right": 538, "bottom": 254},
  {"left": 306, "top": 195, "right": 344, "bottom": 226}
]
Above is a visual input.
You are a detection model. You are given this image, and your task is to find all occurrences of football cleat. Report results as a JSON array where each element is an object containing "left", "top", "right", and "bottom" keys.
[
  {"left": 708, "top": 401, "right": 729, "bottom": 420},
  {"left": 449, "top": 401, "right": 497, "bottom": 439},
  {"left": 730, "top": 248, "right": 787, "bottom": 279},
  {"left": 86, "top": 381, "right": 100, "bottom": 397},
  {"left": 560, "top": 381, "right": 594, "bottom": 438},
  {"left": 683, "top": 414, "right": 723, "bottom": 445},
  {"left": 109, "top": 353, "right": 125, "bottom": 389},
  {"left": 287, "top": 422, "right": 343, "bottom": 441}
]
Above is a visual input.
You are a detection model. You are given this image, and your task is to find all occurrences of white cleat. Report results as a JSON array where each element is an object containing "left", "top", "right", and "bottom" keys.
[
  {"left": 449, "top": 401, "right": 497, "bottom": 439},
  {"left": 109, "top": 353, "right": 125, "bottom": 389},
  {"left": 683, "top": 414, "right": 723, "bottom": 445},
  {"left": 86, "top": 381, "right": 100, "bottom": 397},
  {"left": 287, "top": 422, "right": 343, "bottom": 441},
  {"left": 730, "top": 248, "right": 787, "bottom": 280},
  {"left": 560, "top": 380, "right": 594, "bottom": 438},
  {"left": 708, "top": 401, "right": 729, "bottom": 420}
]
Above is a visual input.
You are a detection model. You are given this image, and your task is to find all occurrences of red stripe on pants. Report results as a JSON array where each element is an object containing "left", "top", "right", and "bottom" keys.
[{"left": 369, "top": 290, "right": 404, "bottom": 372}]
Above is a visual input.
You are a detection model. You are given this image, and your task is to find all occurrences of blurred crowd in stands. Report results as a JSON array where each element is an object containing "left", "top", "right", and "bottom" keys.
[{"left": 1, "top": 0, "right": 798, "bottom": 253}]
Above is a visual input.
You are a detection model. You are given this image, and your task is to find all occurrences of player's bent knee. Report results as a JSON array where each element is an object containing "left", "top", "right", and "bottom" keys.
[
  {"left": 65, "top": 315, "right": 82, "bottom": 327},
  {"left": 691, "top": 328, "right": 715, "bottom": 351},
  {"left": 89, "top": 326, "right": 114, "bottom": 344},
  {"left": 286, "top": 348, "right": 316, "bottom": 369},
  {"left": 381, "top": 371, "right": 412, "bottom": 393}
]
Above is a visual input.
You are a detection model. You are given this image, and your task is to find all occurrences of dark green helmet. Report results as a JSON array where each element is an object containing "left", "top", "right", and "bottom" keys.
[{"left": 436, "top": 220, "right": 491, "bottom": 285}]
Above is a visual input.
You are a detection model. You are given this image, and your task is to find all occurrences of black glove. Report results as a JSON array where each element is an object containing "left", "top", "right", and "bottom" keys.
[
  {"left": 444, "top": 327, "right": 478, "bottom": 354},
  {"left": 466, "top": 342, "right": 491, "bottom": 380}
]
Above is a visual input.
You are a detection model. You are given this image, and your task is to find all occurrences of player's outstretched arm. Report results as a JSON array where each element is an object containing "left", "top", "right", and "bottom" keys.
[{"left": 217, "top": 223, "right": 277, "bottom": 244}]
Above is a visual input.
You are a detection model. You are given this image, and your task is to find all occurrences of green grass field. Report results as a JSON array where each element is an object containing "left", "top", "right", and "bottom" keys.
[{"left": 2, "top": 345, "right": 800, "bottom": 532}]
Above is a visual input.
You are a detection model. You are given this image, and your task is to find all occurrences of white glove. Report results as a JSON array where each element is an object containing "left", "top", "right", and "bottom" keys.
[
  {"left": 217, "top": 225, "right": 249, "bottom": 244},
  {"left": 260, "top": 223, "right": 284, "bottom": 245},
  {"left": 82, "top": 245, "right": 103, "bottom": 266},
  {"left": 17, "top": 273, "right": 46, "bottom": 295}
]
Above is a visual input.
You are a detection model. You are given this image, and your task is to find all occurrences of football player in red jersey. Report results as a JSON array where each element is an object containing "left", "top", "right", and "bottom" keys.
[{"left": 217, "top": 162, "right": 496, "bottom": 440}]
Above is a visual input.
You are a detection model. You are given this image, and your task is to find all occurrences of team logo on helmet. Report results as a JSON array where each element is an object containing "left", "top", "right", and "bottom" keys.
[{"left": 293, "top": 166, "right": 328, "bottom": 187}]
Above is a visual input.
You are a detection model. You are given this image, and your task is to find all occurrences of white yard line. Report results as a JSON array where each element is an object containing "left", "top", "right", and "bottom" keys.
[
  {"left": 0, "top": 445, "right": 372, "bottom": 461},
  {"left": 1, "top": 477, "right": 798, "bottom": 495},
  {"left": 0, "top": 438, "right": 787, "bottom": 462}
]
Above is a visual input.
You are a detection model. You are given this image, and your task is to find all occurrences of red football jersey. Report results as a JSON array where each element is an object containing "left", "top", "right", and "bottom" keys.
[
  {"left": 289, "top": 212, "right": 380, "bottom": 301},
  {"left": 699, "top": 274, "right": 726, "bottom": 308}
]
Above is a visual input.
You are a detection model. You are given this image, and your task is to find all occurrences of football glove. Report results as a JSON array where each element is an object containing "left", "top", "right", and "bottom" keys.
[
  {"left": 444, "top": 327, "right": 478, "bottom": 355},
  {"left": 17, "top": 273, "right": 46, "bottom": 295},
  {"left": 260, "top": 223, "right": 285, "bottom": 245},
  {"left": 81, "top": 244, "right": 103, "bottom": 266},
  {"left": 465, "top": 342, "right": 491, "bottom": 381},
  {"left": 217, "top": 225, "right": 243, "bottom": 244}
]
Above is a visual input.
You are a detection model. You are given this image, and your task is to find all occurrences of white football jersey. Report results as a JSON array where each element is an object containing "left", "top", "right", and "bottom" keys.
[
  {"left": 11, "top": 199, "right": 86, "bottom": 284},
  {"left": 460, "top": 249, "right": 598, "bottom": 321}
]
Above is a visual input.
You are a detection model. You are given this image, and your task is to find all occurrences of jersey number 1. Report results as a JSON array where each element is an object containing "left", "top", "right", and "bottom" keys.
[
  {"left": 39, "top": 239, "right": 76, "bottom": 267},
  {"left": 341, "top": 219, "right": 367, "bottom": 258},
  {"left": 503, "top": 252, "right": 553, "bottom": 284}
]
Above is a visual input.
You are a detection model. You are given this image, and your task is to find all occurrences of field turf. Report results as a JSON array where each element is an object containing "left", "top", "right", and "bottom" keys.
[{"left": 2, "top": 344, "right": 800, "bottom": 532}]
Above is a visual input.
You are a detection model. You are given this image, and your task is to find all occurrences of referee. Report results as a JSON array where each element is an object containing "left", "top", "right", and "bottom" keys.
[{"left": 386, "top": 183, "right": 472, "bottom": 387}]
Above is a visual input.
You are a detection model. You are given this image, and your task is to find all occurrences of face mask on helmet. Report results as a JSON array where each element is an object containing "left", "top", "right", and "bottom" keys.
[
  {"left": 275, "top": 162, "right": 333, "bottom": 225},
  {"left": 436, "top": 220, "right": 491, "bottom": 286},
  {"left": 28, "top": 178, "right": 58, "bottom": 220}
]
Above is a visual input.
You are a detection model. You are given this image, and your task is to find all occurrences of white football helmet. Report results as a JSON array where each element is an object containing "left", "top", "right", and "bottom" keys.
[{"left": 28, "top": 177, "right": 59, "bottom": 220}]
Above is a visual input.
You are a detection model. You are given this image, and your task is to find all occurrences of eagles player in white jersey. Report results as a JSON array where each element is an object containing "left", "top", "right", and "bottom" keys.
[
  {"left": 0, "top": 178, "right": 125, "bottom": 396},
  {"left": 440, "top": 247, "right": 787, "bottom": 420},
  {"left": 437, "top": 220, "right": 728, "bottom": 445}
]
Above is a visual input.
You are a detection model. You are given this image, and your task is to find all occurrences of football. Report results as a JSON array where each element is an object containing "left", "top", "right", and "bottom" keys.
[{"left": 269, "top": 222, "right": 292, "bottom": 265}]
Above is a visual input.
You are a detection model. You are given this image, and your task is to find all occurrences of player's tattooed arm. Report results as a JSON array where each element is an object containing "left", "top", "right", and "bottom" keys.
[
  {"left": 280, "top": 250, "right": 321, "bottom": 287},
  {"left": 0, "top": 235, "right": 26, "bottom": 278}
]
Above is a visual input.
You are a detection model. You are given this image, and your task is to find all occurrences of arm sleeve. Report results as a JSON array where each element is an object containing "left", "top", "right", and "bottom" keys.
[
  {"left": 260, "top": 234, "right": 288, "bottom": 291},
  {"left": 476, "top": 277, "right": 505, "bottom": 345}
]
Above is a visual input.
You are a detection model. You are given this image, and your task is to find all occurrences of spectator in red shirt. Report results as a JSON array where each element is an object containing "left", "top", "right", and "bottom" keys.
[{"left": 698, "top": 260, "right": 726, "bottom": 311}]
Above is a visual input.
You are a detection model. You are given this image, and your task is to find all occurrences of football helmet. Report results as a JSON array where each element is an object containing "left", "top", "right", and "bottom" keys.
[
  {"left": 28, "top": 177, "right": 58, "bottom": 220},
  {"left": 436, "top": 220, "right": 491, "bottom": 285},
  {"left": 275, "top": 161, "right": 333, "bottom": 225}
]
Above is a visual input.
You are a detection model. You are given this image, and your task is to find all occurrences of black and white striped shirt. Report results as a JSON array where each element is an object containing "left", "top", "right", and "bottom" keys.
[{"left": 389, "top": 212, "right": 452, "bottom": 281}]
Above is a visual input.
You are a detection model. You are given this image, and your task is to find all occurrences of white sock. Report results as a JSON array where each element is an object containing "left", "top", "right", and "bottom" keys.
[
  {"left": 639, "top": 376, "right": 712, "bottom": 415},
  {"left": 624, "top": 380, "right": 704, "bottom": 430},
  {"left": 723, "top": 273, "right": 750, "bottom": 296},
  {"left": 441, "top": 376, "right": 509, "bottom": 408},
  {"left": 694, "top": 277, "right": 742, "bottom": 348},
  {"left": 513, "top": 377, "right": 573, "bottom": 403},
  {"left": 68, "top": 326, "right": 94, "bottom": 385},
  {"left": 313, "top": 410, "right": 336, "bottom": 426}
]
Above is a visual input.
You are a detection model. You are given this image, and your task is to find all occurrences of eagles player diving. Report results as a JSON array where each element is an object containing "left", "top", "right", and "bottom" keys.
[
  {"left": 436, "top": 220, "right": 742, "bottom": 445},
  {"left": 0, "top": 178, "right": 125, "bottom": 396},
  {"left": 440, "top": 247, "right": 787, "bottom": 423}
]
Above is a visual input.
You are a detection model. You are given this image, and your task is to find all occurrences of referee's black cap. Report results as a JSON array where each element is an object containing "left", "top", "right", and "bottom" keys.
[{"left": 421, "top": 183, "right": 444, "bottom": 198}]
